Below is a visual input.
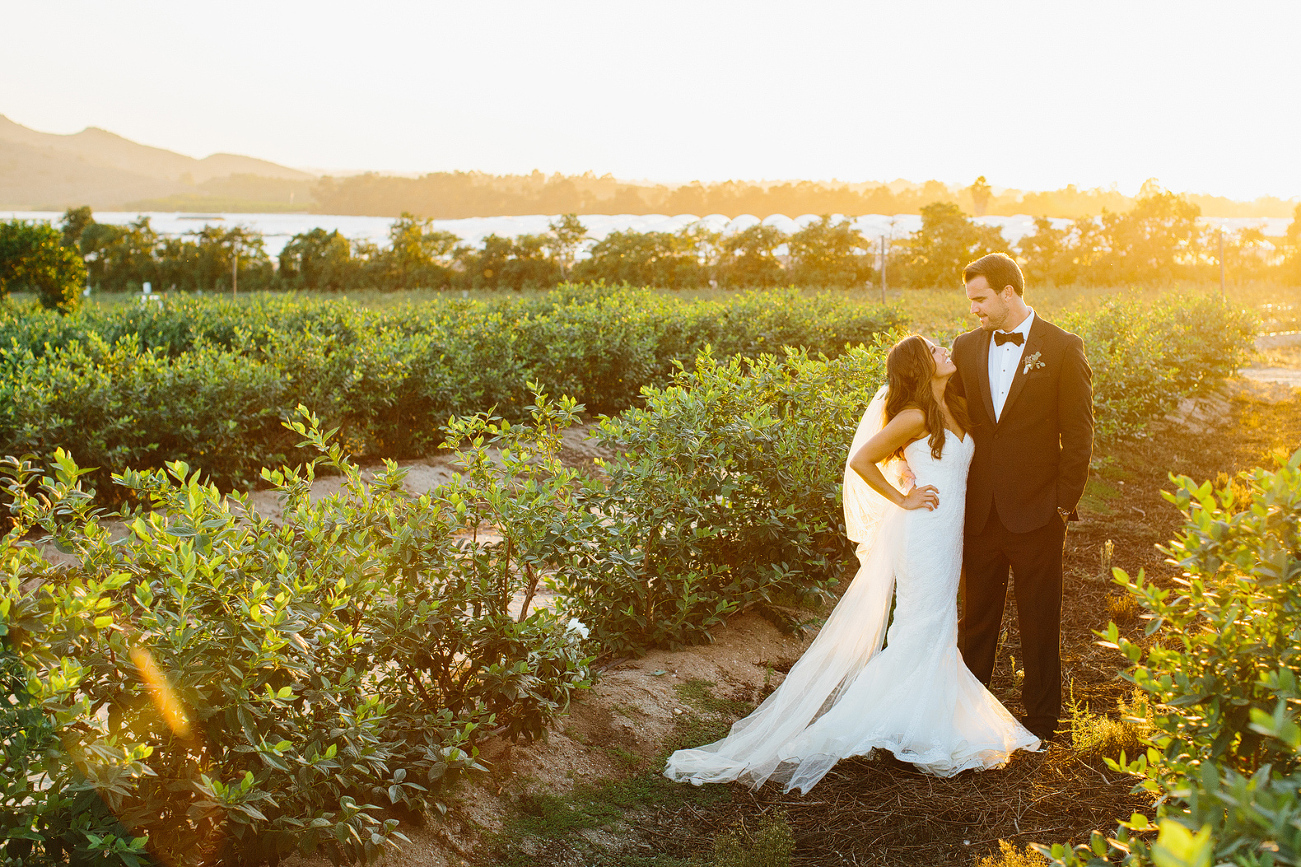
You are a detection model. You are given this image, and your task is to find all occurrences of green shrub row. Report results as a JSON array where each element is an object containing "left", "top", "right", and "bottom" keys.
[
  {"left": 556, "top": 295, "right": 1254, "bottom": 656},
  {"left": 559, "top": 345, "right": 884, "bottom": 654},
  {"left": 0, "top": 284, "right": 902, "bottom": 499},
  {"left": 1039, "top": 447, "right": 1301, "bottom": 867},
  {"left": 0, "top": 292, "right": 1258, "bottom": 865},
  {"left": 1059, "top": 296, "right": 1256, "bottom": 444},
  {"left": 0, "top": 403, "right": 593, "bottom": 866},
  {"left": 0, "top": 347, "right": 883, "bottom": 863}
]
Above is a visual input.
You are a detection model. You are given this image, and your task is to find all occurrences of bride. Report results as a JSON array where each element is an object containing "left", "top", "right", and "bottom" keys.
[{"left": 663, "top": 335, "right": 1040, "bottom": 794}]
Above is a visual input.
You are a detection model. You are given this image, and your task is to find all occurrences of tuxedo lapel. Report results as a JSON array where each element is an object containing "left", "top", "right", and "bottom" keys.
[
  {"left": 998, "top": 318, "right": 1046, "bottom": 425},
  {"left": 976, "top": 330, "right": 996, "bottom": 425}
]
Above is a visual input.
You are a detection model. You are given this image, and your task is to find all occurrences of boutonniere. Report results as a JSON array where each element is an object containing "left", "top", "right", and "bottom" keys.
[{"left": 1023, "top": 351, "right": 1045, "bottom": 375}]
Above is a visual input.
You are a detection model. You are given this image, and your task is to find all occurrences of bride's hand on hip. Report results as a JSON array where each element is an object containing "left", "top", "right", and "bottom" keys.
[{"left": 900, "top": 484, "right": 939, "bottom": 511}]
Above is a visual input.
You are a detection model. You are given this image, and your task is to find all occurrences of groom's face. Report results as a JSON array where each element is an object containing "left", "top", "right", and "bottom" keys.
[{"left": 965, "top": 276, "right": 1013, "bottom": 331}]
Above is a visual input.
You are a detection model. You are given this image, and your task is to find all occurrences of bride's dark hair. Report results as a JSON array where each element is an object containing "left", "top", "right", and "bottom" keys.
[{"left": 884, "top": 334, "right": 970, "bottom": 461}]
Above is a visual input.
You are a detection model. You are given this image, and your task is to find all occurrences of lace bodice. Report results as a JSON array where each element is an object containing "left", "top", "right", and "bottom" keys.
[{"left": 902, "top": 429, "right": 974, "bottom": 493}]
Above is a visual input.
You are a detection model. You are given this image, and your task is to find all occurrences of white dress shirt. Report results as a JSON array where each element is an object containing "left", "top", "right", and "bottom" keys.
[{"left": 988, "top": 308, "right": 1035, "bottom": 422}]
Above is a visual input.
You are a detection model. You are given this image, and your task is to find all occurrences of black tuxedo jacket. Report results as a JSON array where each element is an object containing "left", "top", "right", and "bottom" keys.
[{"left": 950, "top": 314, "right": 1094, "bottom": 536}]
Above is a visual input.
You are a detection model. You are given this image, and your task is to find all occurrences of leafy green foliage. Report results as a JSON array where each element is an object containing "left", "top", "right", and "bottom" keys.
[
  {"left": 555, "top": 345, "right": 886, "bottom": 654},
  {"left": 458, "top": 231, "right": 562, "bottom": 291},
  {"left": 717, "top": 225, "right": 786, "bottom": 288},
  {"left": 890, "top": 201, "right": 1008, "bottom": 288},
  {"left": 548, "top": 213, "right": 588, "bottom": 280},
  {"left": 787, "top": 216, "right": 874, "bottom": 287},
  {"left": 77, "top": 216, "right": 165, "bottom": 294},
  {"left": 1039, "top": 448, "right": 1301, "bottom": 866},
  {"left": 278, "top": 227, "right": 356, "bottom": 291},
  {"left": 157, "top": 224, "right": 274, "bottom": 293},
  {"left": 0, "top": 286, "right": 902, "bottom": 501},
  {"left": 1057, "top": 296, "right": 1257, "bottom": 445},
  {"left": 0, "top": 406, "right": 592, "bottom": 866},
  {"left": 380, "top": 213, "right": 458, "bottom": 289},
  {"left": 0, "top": 332, "right": 290, "bottom": 498},
  {"left": 573, "top": 229, "right": 708, "bottom": 288},
  {"left": 1016, "top": 182, "right": 1283, "bottom": 287},
  {"left": 1281, "top": 204, "right": 1301, "bottom": 285},
  {"left": 50, "top": 190, "right": 1297, "bottom": 297},
  {"left": 1096, "top": 182, "right": 1203, "bottom": 285},
  {"left": 0, "top": 219, "right": 86, "bottom": 311},
  {"left": 0, "top": 276, "right": 1261, "bottom": 864}
]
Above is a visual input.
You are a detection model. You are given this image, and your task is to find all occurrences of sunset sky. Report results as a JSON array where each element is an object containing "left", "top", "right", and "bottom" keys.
[{"left": 4, "top": 0, "right": 1299, "bottom": 200}]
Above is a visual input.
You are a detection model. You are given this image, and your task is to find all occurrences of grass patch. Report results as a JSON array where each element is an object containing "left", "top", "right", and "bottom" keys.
[
  {"left": 664, "top": 713, "right": 733, "bottom": 757},
  {"left": 700, "top": 811, "right": 795, "bottom": 867},
  {"left": 1065, "top": 684, "right": 1148, "bottom": 763},
  {"left": 485, "top": 708, "right": 739, "bottom": 866},
  {"left": 609, "top": 701, "right": 643, "bottom": 721},
  {"left": 510, "top": 789, "right": 623, "bottom": 838},
  {"left": 1106, "top": 593, "right": 1143, "bottom": 624},
  {"left": 975, "top": 840, "right": 1049, "bottom": 867},
  {"left": 486, "top": 770, "right": 731, "bottom": 863},
  {"left": 602, "top": 744, "right": 646, "bottom": 772},
  {"left": 1093, "top": 455, "right": 1137, "bottom": 483},
  {"left": 1077, "top": 453, "right": 1129, "bottom": 512},
  {"left": 1081, "top": 456, "right": 1130, "bottom": 515},
  {"left": 674, "top": 679, "right": 754, "bottom": 719},
  {"left": 1079, "top": 476, "right": 1121, "bottom": 515},
  {"left": 491, "top": 847, "right": 691, "bottom": 867}
]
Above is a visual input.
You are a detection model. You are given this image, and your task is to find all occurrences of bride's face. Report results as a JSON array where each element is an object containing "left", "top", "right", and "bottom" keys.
[{"left": 925, "top": 339, "right": 957, "bottom": 379}]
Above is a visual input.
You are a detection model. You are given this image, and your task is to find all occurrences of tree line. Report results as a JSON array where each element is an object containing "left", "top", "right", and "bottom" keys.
[
  {"left": 2, "top": 185, "right": 1299, "bottom": 309},
  {"left": 311, "top": 171, "right": 1298, "bottom": 221}
]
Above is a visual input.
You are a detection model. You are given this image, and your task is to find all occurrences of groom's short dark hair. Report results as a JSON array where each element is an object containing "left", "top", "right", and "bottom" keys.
[{"left": 963, "top": 253, "right": 1024, "bottom": 296}]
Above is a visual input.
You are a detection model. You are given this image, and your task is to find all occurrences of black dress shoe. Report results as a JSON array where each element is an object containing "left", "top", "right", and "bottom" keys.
[
  {"left": 1020, "top": 718, "right": 1061, "bottom": 744},
  {"left": 1032, "top": 726, "right": 1059, "bottom": 745}
]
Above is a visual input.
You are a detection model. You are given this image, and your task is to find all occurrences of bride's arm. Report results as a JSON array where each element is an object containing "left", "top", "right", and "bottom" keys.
[{"left": 848, "top": 409, "right": 940, "bottom": 511}]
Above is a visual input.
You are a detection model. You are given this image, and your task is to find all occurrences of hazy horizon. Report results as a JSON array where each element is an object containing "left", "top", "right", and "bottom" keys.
[{"left": 6, "top": 112, "right": 1299, "bottom": 208}]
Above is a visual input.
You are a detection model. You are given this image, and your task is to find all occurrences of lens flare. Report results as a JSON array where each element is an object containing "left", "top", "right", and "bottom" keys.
[{"left": 129, "top": 646, "right": 192, "bottom": 738}]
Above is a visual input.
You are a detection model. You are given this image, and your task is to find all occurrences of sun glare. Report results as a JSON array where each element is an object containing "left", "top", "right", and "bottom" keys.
[{"left": 130, "top": 646, "right": 192, "bottom": 739}]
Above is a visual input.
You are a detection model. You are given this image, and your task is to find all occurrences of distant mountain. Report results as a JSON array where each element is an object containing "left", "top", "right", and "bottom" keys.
[
  {"left": 0, "top": 115, "right": 315, "bottom": 210},
  {"left": 3, "top": 115, "right": 1295, "bottom": 219}
]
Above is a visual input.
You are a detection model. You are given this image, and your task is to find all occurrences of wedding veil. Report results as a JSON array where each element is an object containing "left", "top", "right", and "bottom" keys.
[{"left": 664, "top": 385, "right": 903, "bottom": 791}]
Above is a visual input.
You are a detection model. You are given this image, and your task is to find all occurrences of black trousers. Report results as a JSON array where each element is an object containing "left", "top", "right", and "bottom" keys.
[{"left": 958, "top": 504, "right": 1066, "bottom": 733}]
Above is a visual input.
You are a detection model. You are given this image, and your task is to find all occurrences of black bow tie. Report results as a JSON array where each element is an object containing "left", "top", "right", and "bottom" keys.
[{"left": 994, "top": 331, "right": 1024, "bottom": 347}]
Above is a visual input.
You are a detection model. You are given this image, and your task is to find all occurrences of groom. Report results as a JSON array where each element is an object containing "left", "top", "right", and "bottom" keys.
[{"left": 949, "top": 253, "right": 1093, "bottom": 743}]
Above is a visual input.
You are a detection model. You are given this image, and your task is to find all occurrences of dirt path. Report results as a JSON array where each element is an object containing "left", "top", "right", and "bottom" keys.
[
  {"left": 1242, "top": 330, "right": 1301, "bottom": 388},
  {"left": 320, "top": 371, "right": 1300, "bottom": 867}
]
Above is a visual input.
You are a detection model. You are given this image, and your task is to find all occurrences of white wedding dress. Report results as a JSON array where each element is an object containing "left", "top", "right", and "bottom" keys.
[{"left": 664, "top": 388, "right": 1040, "bottom": 794}]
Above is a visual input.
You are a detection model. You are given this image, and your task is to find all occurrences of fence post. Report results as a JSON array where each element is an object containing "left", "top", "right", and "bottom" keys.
[
  {"left": 1218, "top": 227, "right": 1225, "bottom": 303},
  {"left": 879, "top": 235, "right": 887, "bottom": 303},
  {"left": 232, "top": 246, "right": 239, "bottom": 297}
]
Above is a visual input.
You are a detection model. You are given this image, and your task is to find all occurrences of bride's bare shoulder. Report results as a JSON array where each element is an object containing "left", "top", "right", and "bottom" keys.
[{"left": 888, "top": 406, "right": 928, "bottom": 435}]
